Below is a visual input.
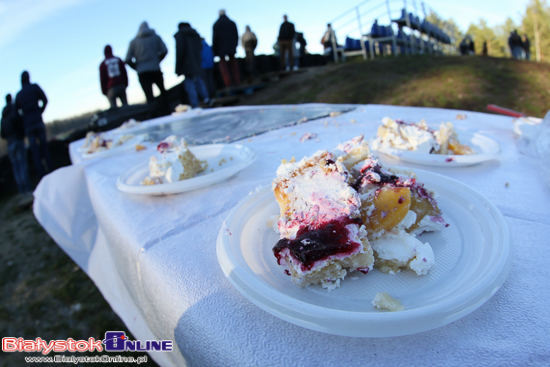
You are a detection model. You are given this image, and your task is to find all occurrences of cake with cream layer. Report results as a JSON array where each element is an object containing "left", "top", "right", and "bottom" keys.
[
  {"left": 141, "top": 135, "right": 207, "bottom": 185},
  {"left": 272, "top": 135, "right": 447, "bottom": 289},
  {"left": 82, "top": 132, "right": 135, "bottom": 154},
  {"left": 372, "top": 117, "right": 475, "bottom": 155}
]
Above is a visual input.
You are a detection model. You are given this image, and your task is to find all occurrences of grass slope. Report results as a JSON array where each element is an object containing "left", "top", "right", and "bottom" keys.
[{"left": 239, "top": 55, "right": 550, "bottom": 118}]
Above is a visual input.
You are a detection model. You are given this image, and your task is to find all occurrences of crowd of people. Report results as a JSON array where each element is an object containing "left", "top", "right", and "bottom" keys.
[
  {"left": 1, "top": 10, "right": 315, "bottom": 195},
  {"left": 99, "top": 10, "right": 311, "bottom": 113}
]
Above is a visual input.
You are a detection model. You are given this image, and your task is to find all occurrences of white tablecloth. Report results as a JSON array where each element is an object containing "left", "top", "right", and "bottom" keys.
[{"left": 34, "top": 105, "right": 550, "bottom": 366}]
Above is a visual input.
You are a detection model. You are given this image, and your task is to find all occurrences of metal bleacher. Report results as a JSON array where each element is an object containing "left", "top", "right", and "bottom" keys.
[{"left": 329, "top": 0, "right": 457, "bottom": 61}]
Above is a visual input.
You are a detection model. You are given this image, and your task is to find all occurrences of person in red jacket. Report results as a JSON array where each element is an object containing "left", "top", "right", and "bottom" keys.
[{"left": 99, "top": 45, "right": 129, "bottom": 109}]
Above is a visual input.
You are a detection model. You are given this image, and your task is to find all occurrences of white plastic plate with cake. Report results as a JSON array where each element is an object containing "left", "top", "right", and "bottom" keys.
[
  {"left": 79, "top": 132, "right": 147, "bottom": 160},
  {"left": 371, "top": 117, "right": 500, "bottom": 166},
  {"left": 217, "top": 136, "right": 512, "bottom": 337},
  {"left": 116, "top": 142, "right": 256, "bottom": 195}
]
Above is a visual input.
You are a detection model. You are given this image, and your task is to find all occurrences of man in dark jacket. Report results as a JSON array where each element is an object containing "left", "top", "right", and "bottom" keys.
[
  {"left": 174, "top": 23, "right": 210, "bottom": 108},
  {"left": 212, "top": 9, "right": 240, "bottom": 87},
  {"left": 126, "top": 22, "right": 169, "bottom": 114},
  {"left": 523, "top": 34, "right": 531, "bottom": 60},
  {"left": 278, "top": 15, "right": 296, "bottom": 71},
  {"left": 100, "top": 45, "right": 128, "bottom": 109},
  {"left": 14, "top": 71, "right": 53, "bottom": 178},
  {"left": 1, "top": 94, "right": 32, "bottom": 193}
]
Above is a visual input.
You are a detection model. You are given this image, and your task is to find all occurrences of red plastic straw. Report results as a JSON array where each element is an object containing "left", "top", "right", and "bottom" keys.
[{"left": 486, "top": 104, "right": 526, "bottom": 118}]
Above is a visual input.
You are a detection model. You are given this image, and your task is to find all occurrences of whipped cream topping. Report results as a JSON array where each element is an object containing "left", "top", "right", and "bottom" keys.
[
  {"left": 274, "top": 150, "right": 361, "bottom": 240},
  {"left": 371, "top": 230, "right": 435, "bottom": 275},
  {"left": 144, "top": 135, "right": 190, "bottom": 184},
  {"left": 373, "top": 117, "right": 474, "bottom": 155},
  {"left": 372, "top": 117, "right": 439, "bottom": 154}
]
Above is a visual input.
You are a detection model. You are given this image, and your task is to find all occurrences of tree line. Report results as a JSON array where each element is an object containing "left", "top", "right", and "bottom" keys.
[{"left": 431, "top": 0, "right": 549, "bottom": 61}]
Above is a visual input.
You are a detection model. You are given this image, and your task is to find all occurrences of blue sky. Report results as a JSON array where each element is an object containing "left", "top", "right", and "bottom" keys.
[{"left": 0, "top": 0, "right": 530, "bottom": 122}]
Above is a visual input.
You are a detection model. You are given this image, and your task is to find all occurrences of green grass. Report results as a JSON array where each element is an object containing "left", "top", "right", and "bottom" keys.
[
  {"left": 0, "top": 195, "right": 158, "bottom": 367},
  {"left": 240, "top": 55, "right": 550, "bottom": 118}
]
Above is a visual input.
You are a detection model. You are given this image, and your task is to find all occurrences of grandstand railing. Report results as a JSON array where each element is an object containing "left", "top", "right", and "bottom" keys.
[{"left": 329, "top": 0, "right": 457, "bottom": 61}]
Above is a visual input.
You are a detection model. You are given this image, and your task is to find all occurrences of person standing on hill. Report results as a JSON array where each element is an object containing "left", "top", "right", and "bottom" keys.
[
  {"left": 508, "top": 30, "right": 523, "bottom": 59},
  {"left": 14, "top": 71, "right": 53, "bottom": 179},
  {"left": 278, "top": 14, "right": 296, "bottom": 71},
  {"left": 321, "top": 23, "right": 337, "bottom": 62},
  {"left": 174, "top": 22, "right": 210, "bottom": 108},
  {"left": 99, "top": 45, "right": 128, "bottom": 109},
  {"left": 125, "top": 22, "right": 169, "bottom": 113},
  {"left": 296, "top": 32, "right": 307, "bottom": 67},
  {"left": 212, "top": 9, "right": 240, "bottom": 87},
  {"left": 242, "top": 25, "right": 258, "bottom": 81},
  {"left": 200, "top": 38, "right": 216, "bottom": 98},
  {"left": 522, "top": 34, "right": 531, "bottom": 60},
  {"left": 1, "top": 93, "right": 32, "bottom": 194}
]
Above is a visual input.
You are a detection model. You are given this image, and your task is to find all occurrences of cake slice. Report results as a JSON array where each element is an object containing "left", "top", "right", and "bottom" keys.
[
  {"left": 82, "top": 132, "right": 135, "bottom": 154},
  {"left": 272, "top": 141, "right": 374, "bottom": 290},
  {"left": 372, "top": 117, "right": 474, "bottom": 155},
  {"left": 272, "top": 135, "right": 447, "bottom": 289},
  {"left": 141, "top": 135, "right": 207, "bottom": 185}
]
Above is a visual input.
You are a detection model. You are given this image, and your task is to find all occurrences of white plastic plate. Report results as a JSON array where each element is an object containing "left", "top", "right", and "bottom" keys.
[
  {"left": 372, "top": 130, "right": 500, "bottom": 166},
  {"left": 80, "top": 134, "right": 147, "bottom": 160},
  {"left": 116, "top": 144, "right": 256, "bottom": 195},
  {"left": 216, "top": 170, "right": 512, "bottom": 337}
]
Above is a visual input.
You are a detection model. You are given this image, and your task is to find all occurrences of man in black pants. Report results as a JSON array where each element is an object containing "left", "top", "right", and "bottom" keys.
[
  {"left": 14, "top": 71, "right": 53, "bottom": 179},
  {"left": 278, "top": 15, "right": 296, "bottom": 71}
]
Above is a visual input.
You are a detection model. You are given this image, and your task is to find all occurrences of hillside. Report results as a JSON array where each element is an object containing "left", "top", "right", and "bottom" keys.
[{"left": 238, "top": 55, "right": 550, "bottom": 118}]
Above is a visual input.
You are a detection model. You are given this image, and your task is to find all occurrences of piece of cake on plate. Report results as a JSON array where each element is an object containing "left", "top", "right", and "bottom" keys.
[
  {"left": 372, "top": 117, "right": 475, "bottom": 155},
  {"left": 272, "top": 135, "right": 447, "bottom": 290},
  {"left": 82, "top": 132, "right": 135, "bottom": 154},
  {"left": 141, "top": 135, "right": 207, "bottom": 185}
]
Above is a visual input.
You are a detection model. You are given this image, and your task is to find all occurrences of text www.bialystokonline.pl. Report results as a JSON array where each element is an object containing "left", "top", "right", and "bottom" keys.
[{"left": 24, "top": 355, "right": 148, "bottom": 364}]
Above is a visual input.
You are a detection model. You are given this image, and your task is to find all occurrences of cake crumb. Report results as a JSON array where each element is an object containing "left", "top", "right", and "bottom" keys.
[
  {"left": 300, "top": 132, "right": 317, "bottom": 142},
  {"left": 135, "top": 144, "right": 147, "bottom": 151},
  {"left": 230, "top": 156, "right": 233, "bottom": 160},
  {"left": 329, "top": 111, "right": 342, "bottom": 117},
  {"left": 248, "top": 139, "right": 252, "bottom": 142},
  {"left": 505, "top": 182, "right": 509, "bottom": 187},
  {"left": 351, "top": 119, "right": 357, "bottom": 123},
  {"left": 219, "top": 158, "right": 227, "bottom": 166},
  {"left": 456, "top": 114, "right": 467, "bottom": 120},
  {"left": 372, "top": 292, "right": 405, "bottom": 311}
]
